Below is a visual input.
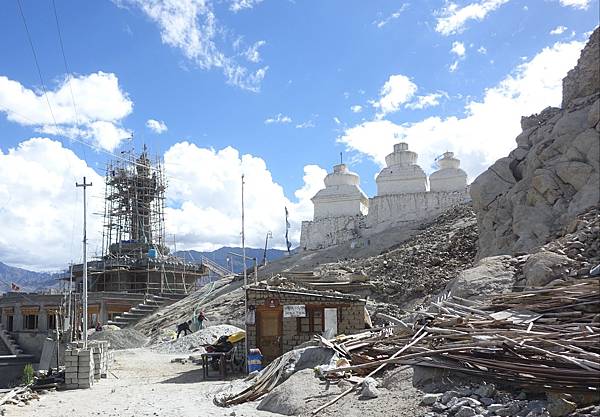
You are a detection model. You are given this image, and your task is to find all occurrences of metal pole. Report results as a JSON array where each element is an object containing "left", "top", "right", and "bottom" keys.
[
  {"left": 253, "top": 258, "right": 258, "bottom": 285},
  {"left": 76, "top": 176, "right": 92, "bottom": 348},
  {"left": 241, "top": 174, "right": 248, "bottom": 372},
  {"left": 67, "top": 263, "right": 72, "bottom": 342}
]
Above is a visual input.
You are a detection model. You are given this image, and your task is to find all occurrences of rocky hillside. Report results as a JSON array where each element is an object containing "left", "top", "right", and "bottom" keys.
[{"left": 471, "top": 28, "right": 599, "bottom": 258}]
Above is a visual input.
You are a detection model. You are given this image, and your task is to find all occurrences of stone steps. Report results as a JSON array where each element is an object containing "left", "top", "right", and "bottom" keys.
[
  {"left": 0, "top": 323, "right": 23, "bottom": 355},
  {"left": 107, "top": 293, "right": 184, "bottom": 328}
]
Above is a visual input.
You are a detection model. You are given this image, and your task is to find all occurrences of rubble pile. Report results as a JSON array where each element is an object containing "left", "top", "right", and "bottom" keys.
[
  {"left": 151, "top": 324, "right": 242, "bottom": 354},
  {"left": 0, "top": 387, "right": 39, "bottom": 408},
  {"left": 319, "top": 204, "right": 478, "bottom": 306},
  {"left": 89, "top": 328, "right": 149, "bottom": 350},
  {"left": 515, "top": 205, "right": 600, "bottom": 288},
  {"left": 420, "top": 383, "right": 600, "bottom": 417}
]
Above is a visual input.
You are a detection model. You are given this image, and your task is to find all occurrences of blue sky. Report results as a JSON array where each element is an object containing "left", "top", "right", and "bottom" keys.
[{"left": 0, "top": 0, "right": 597, "bottom": 270}]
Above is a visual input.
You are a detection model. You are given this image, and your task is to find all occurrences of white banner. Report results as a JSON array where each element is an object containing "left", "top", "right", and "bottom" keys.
[{"left": 283, "top": 304, "right": 306, "bottom": 318}]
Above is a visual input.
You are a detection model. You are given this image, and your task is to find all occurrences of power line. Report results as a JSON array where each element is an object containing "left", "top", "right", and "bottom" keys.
[
  {"left": 16, "top": 0, "right": 60, "bottom": 132},
  {"left": 51, "top": 0, "right": 83, "bottom": 143}
]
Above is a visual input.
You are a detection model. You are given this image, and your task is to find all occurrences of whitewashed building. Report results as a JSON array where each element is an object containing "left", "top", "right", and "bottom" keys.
[
  {"left": 312, "top": 164, "right": 369, "bottom": 219},
  {"left": 376, "top": 142, "right": 428, "bottom": 195},
  {"left": 300, "top": 144, "right": 470, "bottom": 251},
  {"left": 429, "top": 151, "right": 468, "bottom": 192}
]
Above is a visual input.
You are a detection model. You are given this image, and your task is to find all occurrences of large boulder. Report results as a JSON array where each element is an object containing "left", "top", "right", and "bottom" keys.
[
  {"left": 445, "top": 256, "right": 517, "bottom": 300},
  {"left": 471, "top": 28, "right": 600, "bottom": 258},
  {"left": 522, "top": 251, "right": 574, "bottom": 288}
]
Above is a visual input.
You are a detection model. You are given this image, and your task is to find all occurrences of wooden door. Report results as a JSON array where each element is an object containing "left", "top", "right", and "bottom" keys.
[{"left": 256, "top": 307, "right": 282, "bottom": 363}]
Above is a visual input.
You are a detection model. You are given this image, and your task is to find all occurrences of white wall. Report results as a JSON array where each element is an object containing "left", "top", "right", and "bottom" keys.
[
  {"left": 367, "top": 190, "right": 470, "bottom": 228},
  {"left": 300, "top": 215, "right": 366, "bottom": 250}
]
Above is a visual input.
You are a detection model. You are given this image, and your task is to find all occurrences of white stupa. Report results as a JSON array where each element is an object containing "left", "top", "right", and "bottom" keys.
[
  {"left": 375, "top": 142, "right": 427, "bottom": 195},
  {"left": 429, "top": 151, "right": 468, "bottom": 192},
  {"left": 311, "top": 164, "right": 369, "bottom": 220}
]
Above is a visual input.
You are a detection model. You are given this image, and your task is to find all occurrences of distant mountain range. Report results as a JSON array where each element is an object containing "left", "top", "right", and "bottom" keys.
[
  {"left": 174, "top": 246, "right": 289, "bottom": 273},
  {"left": 0, "top": 246, "right": 289, "bottom": 293},
  {"left": 0, "top": 261, "right": 60, "bottom": 294}
]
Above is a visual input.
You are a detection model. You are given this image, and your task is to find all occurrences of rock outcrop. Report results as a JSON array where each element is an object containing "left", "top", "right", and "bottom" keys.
[{"left": 471, "top": 28, "right": 600, "bottom": 258}]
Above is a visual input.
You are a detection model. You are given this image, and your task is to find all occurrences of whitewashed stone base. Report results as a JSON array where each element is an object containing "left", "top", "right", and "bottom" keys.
[{"left": 300, "top": 189, "right": 470, "bottom": 251}]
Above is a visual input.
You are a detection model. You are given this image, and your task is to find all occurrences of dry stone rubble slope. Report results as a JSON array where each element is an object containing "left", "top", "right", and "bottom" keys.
[
  {"left": 318, "top": 203, "right": 478, "bottom": 311},
  {"left": 471, "top": 28, "right": 600, "bottom": 258}
]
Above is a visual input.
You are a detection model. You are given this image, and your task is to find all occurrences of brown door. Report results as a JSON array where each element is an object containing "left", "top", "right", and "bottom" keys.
[{"left": 256, "top": 307, "right": 282, "bottom": 363}]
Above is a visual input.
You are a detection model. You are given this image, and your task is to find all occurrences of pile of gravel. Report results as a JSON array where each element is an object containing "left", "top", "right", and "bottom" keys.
[
  {"left": 150, "top": 324, "right": 242, "bottom": 354},
  {"left": 89, "top": 328, "right": 149, "bottom": 350}
]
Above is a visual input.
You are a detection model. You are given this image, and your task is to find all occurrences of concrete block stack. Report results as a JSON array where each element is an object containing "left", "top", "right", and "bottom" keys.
[
  {"left": 90, "top": 341, "right": 109, "bottom": 379},
  {"left": 64, "top": 347, "right": 94, "bottom": 389}
]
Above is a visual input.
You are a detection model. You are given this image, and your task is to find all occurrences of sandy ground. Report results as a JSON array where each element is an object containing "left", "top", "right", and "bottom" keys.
[{"left": 4, "top": 348, "right": 274, "bottom": 417}]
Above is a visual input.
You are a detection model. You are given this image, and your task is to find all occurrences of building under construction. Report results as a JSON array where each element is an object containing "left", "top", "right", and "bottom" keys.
[{"left": 70, "top": 146, "right": 223, "bottom": 295}]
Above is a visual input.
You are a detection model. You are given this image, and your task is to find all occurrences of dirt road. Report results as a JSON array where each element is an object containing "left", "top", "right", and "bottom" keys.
[{"left": 5, "top": 349, "right": 272, "bottom": 417}]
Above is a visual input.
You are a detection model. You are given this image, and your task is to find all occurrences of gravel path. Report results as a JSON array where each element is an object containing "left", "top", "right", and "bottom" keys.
[{"left": 4, "top": 348, "right": 272, "bottom": 417}]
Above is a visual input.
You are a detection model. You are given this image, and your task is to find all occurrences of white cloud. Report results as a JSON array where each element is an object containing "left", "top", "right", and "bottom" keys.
[
  {"left": 0, "top": 138, "right": 327, "bottom": 269},
  {"left": 146, "top": 119, "right": 168, "bottom": 134},
  {"left": 0, "top": 138, "right": 104, "bottom": 271},
  {"left": 265, "top": 113, "right": 292, "bottom": 124},
  {"left": 338, "top": 39, "right": 585, "bottom": 182},
  {"left": 296, "top": 120, "right": 315, "bottom": 129},
  {"left": 406, "top": 92, "right": 446, "bottom": 110},
  {"left": 373, "top": 74, "right": 418, "bottom": 117},
  {"left": 0, "top": 72, "right": 133, "bottom": 151},
  {"left": 449, "top": 60, "right": 460, "bottom": 72},
  {"left": 228, "top": 0, "right": 264, "bottom": 12},
  {"left": 550, "top": 25, "right": 568, "bottom": 35},
  {"left": 477, "top": 46, "right": 487, "bottom": 54},
  {"left": 435, "top": 0, "right": 510, "bottom": 36},
  {"left": 117, "top": 0, "right": 267, "bottom": 92},
  {"left": 243, "top": 40, "right": 266, "bottom": 63},
  {"left": 164, "top": 143, "right": 325, "bottom": 251},
  {"left": 558, "top": 0, "right": 591, "bottom": 9},
  {"left": 451, "top": 41, "right": 466, "bottom": 57},
  {"left": 333, "top": 117, "right": 341, "bottom": 125},
  {"left": 373, "top": 4, "right": 409, "bottom": 28},
  {"left": 351, "top": 105, "right": 363, "bottom": 113}
]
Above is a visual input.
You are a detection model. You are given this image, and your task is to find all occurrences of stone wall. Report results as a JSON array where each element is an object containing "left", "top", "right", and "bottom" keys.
[
  {"left": 246, "top": 289, "right": 365, "bottom": 356},
  {"left": 300, "top": 215, "right": 366, "bottom": 250},
  {"left": 366, "top": 190, "right": 470, "bottom": 229},
  {"left": 300, "top": 190, "right": 470, "bottom": 250}
]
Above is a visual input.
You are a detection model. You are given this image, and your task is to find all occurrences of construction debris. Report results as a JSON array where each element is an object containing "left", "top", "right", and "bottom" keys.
[
  {"left": 0, "top": 386, "right": 39, "bottom": 408},
  {"left": 215, "top": 278, "right": 600, "bottom": 414}
]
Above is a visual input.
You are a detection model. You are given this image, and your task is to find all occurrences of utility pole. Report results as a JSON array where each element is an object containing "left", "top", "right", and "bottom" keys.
[
  {"left": 241, "top": 174, "right": 247, "bottom": 284},
  {"left": 241, "top": 174, "right": 248, "bottom": 372},
  {"left": 67, "top": 263, "right": 73, "bottom": 342},
  {"left": 76, "top": 176, "right": 92, "bottom": 348}
]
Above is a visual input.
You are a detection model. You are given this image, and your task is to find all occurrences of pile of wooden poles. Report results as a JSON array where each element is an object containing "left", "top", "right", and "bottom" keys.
[
  {"left": 325, "top": 278, "right": 600, "bottom": 390},
  {"left": 216, "top": 278, "right": 600, "bottom": 411}
]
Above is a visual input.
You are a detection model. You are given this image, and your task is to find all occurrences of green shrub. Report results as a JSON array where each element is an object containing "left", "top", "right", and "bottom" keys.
[{"left": 22, "top": 363, "right": 34, "bottom": 385}]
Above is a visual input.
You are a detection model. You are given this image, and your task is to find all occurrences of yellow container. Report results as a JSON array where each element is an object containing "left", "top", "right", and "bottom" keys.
[{"left": 227, "top": 331, "right": 246, "bottom": 343}]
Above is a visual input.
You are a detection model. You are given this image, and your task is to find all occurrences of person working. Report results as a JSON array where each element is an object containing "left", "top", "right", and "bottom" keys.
[
  {"left": 176, "top": 320, "right": 192, "bottom": 338},
  {"left": 197, "top": 311, "right": 206, "bottom": 330}
]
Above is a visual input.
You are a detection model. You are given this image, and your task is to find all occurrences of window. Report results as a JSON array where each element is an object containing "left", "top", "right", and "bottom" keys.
[
  {"left": 7, "top": 315, "right": 13, "bottom": 332},
  {"left": 48, "top": 314, "right": 57, "bottom": 330},
  {"left": 297, "top": 308, "right": 325, "bottom": 334},
  {"left": 23, "top": 314, "right": 38, "bottom": 330}
]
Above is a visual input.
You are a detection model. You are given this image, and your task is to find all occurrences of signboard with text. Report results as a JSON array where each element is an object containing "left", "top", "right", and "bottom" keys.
[{"left": 283, "top": 304, "right": 306, "bottom": 318}]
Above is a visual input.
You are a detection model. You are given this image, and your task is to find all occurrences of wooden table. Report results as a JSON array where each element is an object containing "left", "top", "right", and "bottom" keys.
[{"left": 201, "top": 352, "right": 227, "bottom": 379}]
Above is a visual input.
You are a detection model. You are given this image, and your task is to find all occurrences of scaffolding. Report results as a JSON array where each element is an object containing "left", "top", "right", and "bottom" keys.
[
  {"left": 102, "top": 146, "right": 167, "bottom": 258},
  {"left": 69, "top": 146, "right": 207, "bottom": 295}
]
